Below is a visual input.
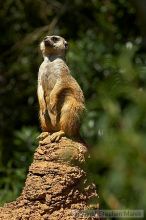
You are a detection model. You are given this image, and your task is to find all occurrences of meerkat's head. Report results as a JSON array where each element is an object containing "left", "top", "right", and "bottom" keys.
[{"left": 40, "top": 35, "right": 68, "bottom": 58}]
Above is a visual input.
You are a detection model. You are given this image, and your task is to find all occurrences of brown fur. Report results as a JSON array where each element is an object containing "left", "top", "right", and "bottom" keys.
[{"left": 37, "top": 35, "right": 85, "bottom": 138}]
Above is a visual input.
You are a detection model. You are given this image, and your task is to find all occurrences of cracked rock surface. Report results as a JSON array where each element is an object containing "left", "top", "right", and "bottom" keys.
[{"left": 0, "top": 135, "right": 99, "bottom": 219}]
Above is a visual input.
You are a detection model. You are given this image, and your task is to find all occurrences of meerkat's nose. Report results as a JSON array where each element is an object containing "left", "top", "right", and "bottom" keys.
[
  {"left": 43, "top": 36, "right": 51, "bottom": 46},
  {"left": 44, "top": 36, "right": 50, "bottom": 43},
  {"left": 44, "top": 36, "right": 49, "bottom": 40}
]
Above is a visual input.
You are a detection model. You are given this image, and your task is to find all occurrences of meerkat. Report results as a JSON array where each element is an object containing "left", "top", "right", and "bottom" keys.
[{"left": 37, "top": 35, "right": 85, "bottom": 143}]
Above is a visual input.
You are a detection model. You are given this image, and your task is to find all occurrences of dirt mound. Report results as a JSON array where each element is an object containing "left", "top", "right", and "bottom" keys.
[{"left": 0, "top": 135, "right": 99, "bottom": 219}]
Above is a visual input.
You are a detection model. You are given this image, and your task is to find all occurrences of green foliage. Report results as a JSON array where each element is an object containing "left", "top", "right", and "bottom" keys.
[
  {"left": 0, "top": 0, "right": 146, "bottom": 217},
  {"left": 0, "top": 127, "right": 39, "bottom": 205},
  {"left": 69, "top": 33, "right": 146, "bottom": 212}
]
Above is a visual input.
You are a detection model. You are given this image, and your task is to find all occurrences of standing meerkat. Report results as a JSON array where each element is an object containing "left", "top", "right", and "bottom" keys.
[{"left": 37, "top": 35, "right": 85, "bottom": 143}]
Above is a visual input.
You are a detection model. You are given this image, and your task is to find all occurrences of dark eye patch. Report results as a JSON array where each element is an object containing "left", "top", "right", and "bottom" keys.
[{"left": 51, "top": 36, "right": 59, "bottom": 42}]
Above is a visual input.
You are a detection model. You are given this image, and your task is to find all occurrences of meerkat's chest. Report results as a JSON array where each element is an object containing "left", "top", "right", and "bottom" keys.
[
  {"left": 38, "top": 60, "right": 63, "bottom": 92},
  {"left": 39, "top": 59, "right": 64, "bottom": 76}
]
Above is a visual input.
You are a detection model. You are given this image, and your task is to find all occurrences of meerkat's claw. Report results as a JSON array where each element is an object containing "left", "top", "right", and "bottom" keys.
[
  {"left": 50, "top": 130, "right": 65, "bottom": 142},
  {"left": 37, "top": 132, "right": 49, "bottom": 141}
]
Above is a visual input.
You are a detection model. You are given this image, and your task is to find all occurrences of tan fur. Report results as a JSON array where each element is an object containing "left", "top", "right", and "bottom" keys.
[{"left": 37, "top": 35, "right": 85, "bottom": 138}]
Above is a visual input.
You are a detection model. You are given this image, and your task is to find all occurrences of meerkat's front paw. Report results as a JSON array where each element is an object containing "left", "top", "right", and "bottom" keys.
[
  {"left": 37, "top": 132, "right": 49, "bottom": 141},
  {"left": 50, "top": 130, "right": 65, "bottom": 142}
]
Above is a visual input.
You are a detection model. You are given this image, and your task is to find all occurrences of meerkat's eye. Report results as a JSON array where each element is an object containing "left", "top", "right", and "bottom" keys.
[{"left": 51, "top": 36, "right": 59, "bottom": 43}]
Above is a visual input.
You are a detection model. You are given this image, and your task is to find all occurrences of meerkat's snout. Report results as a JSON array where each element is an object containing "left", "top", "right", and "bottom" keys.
[
  {"left": 43, "top": 36, "right": 52, "bottom": 47},
  {"left": 44, "top": 39, "right": 51, "bottom": 47}
]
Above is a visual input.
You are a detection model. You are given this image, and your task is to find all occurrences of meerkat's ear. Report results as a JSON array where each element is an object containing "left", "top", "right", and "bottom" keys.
[{"left": 64, "top": 41, "right": 68, "bottom": 50}]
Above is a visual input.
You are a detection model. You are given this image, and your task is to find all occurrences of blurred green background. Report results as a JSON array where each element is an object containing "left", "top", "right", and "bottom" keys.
[{"left": 0, "top": 0, "right": 146, "bottom": 218}]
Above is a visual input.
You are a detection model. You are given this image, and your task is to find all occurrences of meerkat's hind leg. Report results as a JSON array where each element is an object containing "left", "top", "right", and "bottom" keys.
[{"left": 50, "top": 130, "right": 65, "bottom": 142}]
